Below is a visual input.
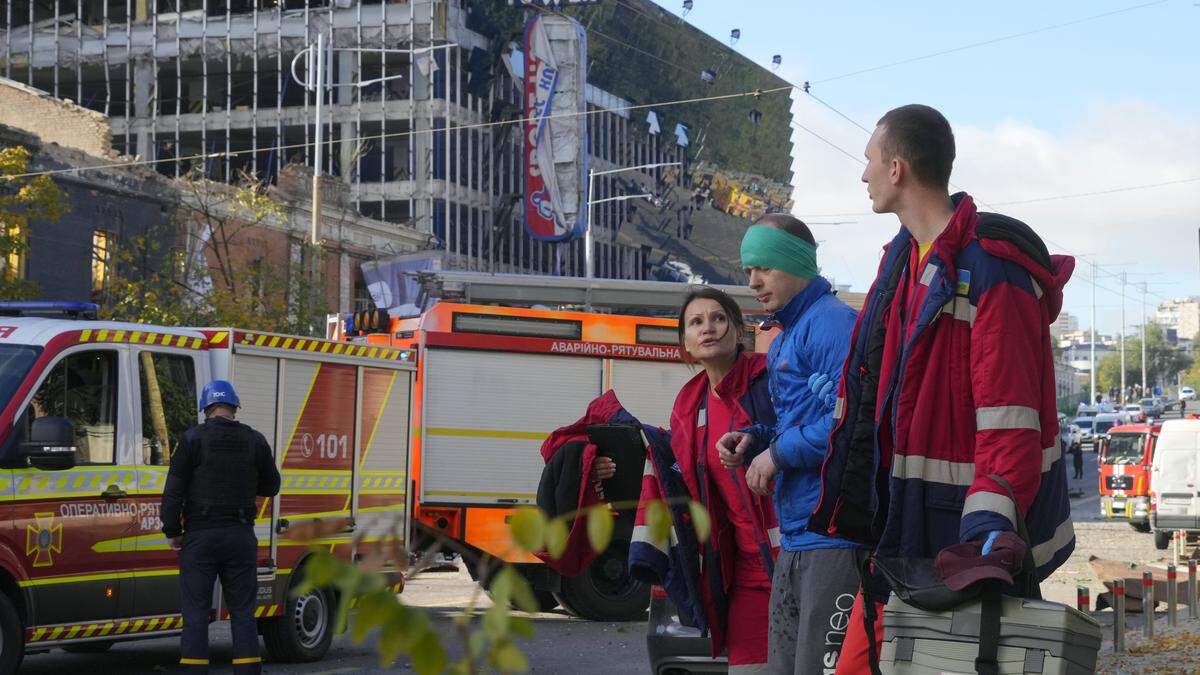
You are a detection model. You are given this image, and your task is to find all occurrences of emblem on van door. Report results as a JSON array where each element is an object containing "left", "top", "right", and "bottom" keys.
[{"left": 25, "top": 512, "right": 62, "bottom": 567}]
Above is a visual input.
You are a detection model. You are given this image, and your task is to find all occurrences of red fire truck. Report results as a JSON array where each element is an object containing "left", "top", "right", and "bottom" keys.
[
  {"left": 1097, "top": 422, "right": 1161, "bottom": 532},
  {"left": 0, "top": 302, "right": 413, "bottom": 671}
]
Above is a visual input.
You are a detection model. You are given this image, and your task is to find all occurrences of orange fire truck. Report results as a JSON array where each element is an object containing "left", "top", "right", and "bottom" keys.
[
  {"left": 337, "top": 271, "right": 864, "bottom": 621},
  {"left": 1097, "top": 422, "right": 1161, "bottom": 532},
  {"left": 0, "top": 302, "right": 412, "bottom": 670}
]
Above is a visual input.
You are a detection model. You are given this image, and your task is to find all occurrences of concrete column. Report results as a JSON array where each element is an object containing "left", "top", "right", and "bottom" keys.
[
  {"left": 132, "top": 58, "right": 155, "bottom": 160},
  {"left": 337, "top": 47, "right": 357, "bottom": 186}
]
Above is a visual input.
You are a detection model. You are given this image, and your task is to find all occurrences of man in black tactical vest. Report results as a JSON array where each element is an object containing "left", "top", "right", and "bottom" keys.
[{"left": 162, "top": 380, "right": 281, "bottom": 673}]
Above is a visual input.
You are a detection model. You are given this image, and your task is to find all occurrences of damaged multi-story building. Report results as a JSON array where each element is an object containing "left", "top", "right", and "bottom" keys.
[{"left": 2, "top": 0, "right": 794, "bottom": 282}]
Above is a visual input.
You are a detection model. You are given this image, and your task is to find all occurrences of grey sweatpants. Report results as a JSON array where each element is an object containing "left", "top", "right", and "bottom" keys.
[{"left": 767, "top": 548, "right": 861, "bottom": 675}]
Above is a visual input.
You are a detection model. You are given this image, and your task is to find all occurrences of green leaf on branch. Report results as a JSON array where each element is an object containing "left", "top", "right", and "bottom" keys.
[
  {"left": 510, "top": 507, "right": 547, "bottom": 553},
  {"left": 647, "top": 500, "right": 672, "bottom": 546},
  {"left": 491, "top": 639, "right": 530, "bottom": 673},
  {"left": 688, "top": 500, "right": 711, "bottom": 543},
  {"left": 545, "top": 517, "right": 569, "bottom": 559},
  {"left": 412, "top": 629, "right": 447, "bottom": 675},
  {"left": 351, "top": 590, "right": 397, "bottom": 643},
  {"left": 509, "top": 615, "right": 535, "bottom": 640},
  {"left": 484, "top": 603, "right": 511, "bottom": 639},
  {"left": 468, "top": 629, "right": 488, "bottom": 658},
  {"left": 587, "top": 505, "right": 614, "bottom": 554}
]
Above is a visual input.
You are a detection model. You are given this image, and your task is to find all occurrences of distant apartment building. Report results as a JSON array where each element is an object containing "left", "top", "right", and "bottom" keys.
[
  {"left": 1157, "top": 297, "right": 1200, "bottom": 343},
  {"left": 1050, "top": 311, "right": 1079, "bottom": 340}
]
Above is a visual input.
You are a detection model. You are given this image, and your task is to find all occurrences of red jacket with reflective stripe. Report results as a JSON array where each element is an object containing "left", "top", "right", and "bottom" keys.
[
  {"left": 810, "top": 194, "right": 1075, "bottom": 582},
  {"left": 629, "top": 352, "right": 779, "bottom": 657}
]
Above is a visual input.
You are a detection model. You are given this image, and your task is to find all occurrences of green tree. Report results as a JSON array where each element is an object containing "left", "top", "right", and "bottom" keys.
[
  {"left": 1096, "top": 324, "right": 1191, "bottom": 396},
  {"left": 100, "top": 170, "right": 330, "bottom": 335},
  {"left": 0, "top": 145, "right": 69, "bottom": 300}
]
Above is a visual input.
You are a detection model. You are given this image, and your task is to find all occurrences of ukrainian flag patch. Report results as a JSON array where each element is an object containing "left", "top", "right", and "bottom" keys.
[{"left": 956, "top": 269, "right": 971, "bottom": 296}]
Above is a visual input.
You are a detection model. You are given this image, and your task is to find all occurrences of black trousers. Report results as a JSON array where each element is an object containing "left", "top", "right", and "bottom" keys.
[{"left": 179, "top": 524, "right": 262, "bottom": 674}]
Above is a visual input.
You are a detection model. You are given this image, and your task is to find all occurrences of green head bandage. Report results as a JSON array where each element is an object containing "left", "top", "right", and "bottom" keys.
[{"left": 740, "top": 225, "right": 819, "bottom": 279}]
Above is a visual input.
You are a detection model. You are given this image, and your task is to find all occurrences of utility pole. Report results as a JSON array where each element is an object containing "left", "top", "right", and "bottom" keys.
[
  {"left": 1091, "top": 261, "right": 1097, "bottom": 405},
  {"left": 1121, "top": 271, "right": 1127, "bottom": 403},
  {"left": 1141, "top": 281, "right": 1148, "bottom": 394}
]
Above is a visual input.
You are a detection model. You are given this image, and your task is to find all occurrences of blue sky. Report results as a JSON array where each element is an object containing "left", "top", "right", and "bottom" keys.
[{"left": 650, "top": 0, "right": 1200, "bottom": 336}]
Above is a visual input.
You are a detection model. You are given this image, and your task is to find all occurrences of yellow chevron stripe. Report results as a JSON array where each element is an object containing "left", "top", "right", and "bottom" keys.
[
  {"left": 131, "top": 619, "right": 145, "bottom": 633},
  {"left": 31, "top": 627, "right": 46, "bottom": 641},
  {"left": 211, "top": 331, "right": 228, "bottom": 344},
  {"left": 96, "top": 329, "right": 109, "bottom": 341},
  {"left": 191, "top": 337, "right": 202, "bottom": 349},
  {"left": 254, "top": 606, "right": 265, "bottom": 618},
  {"left": 282, "top": 338, "right": 295, "bottom": 350},
  {"left": 308, "top": 340, "right": 319, "bottom": 351},
  {"left": 98, "top": 622, "right": 114, "bottom": 636},
  {"left": 261, "top": 363, "right": 322, "bottom": 518},
  {"left": 80, "top": 329, "right": 92, "bottom": 341},
  {"left": 116, "top": 620, "right": 130, "bottom": 634},
  {"left": 255, "top": 334, "right": 267, "bottom": 346},
  {"left": 49, "top": 626, "right": 64, "bottom": 640},
  {"left": 145, "top": 618, "right": 160, "bottom": 632},
  {"left": 320, "top": 342, "right": 332, "bottom": 353},
  {"left": 268, "top": 336, "right": 280, "bottom": 348},
  {"left": 83, "top": 623, "right": 99, "bottom": 637}
]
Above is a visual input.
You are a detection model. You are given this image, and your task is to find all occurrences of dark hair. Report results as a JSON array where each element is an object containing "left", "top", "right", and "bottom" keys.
[
  {"left": 876, "top": 104, "right": 955, "bottom": 189},
  {"left": 677, "top": 286, "right": 747, "bottom": 363},
  {"left": 755, "top": 213, "right": 816, "bottom": 246}
]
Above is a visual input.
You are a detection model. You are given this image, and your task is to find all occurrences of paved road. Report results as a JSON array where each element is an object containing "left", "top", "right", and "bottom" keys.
[
  {"left": 22, "top": 404, "right": 1188, "bottom": 673},
  {"left": 19, "top": 567, "right": 650, "bottom": 674}
]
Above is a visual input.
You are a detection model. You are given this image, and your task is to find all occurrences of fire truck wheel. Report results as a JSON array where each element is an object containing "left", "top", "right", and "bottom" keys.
[
  {"left": 554, "top": 544, "right": 648, "bottom": 622},
  {"left": 261, "top": 583, "right": 334, "bottom": 662},
  {"left": 0, "top": 592, "right": 22, "bottom": 673},
  {"left": 1154, "top": 529, "right": 1172, "bottom": 550},
  {"left": 1130, "top": 522, "right": 1151, "bottom": 533}
]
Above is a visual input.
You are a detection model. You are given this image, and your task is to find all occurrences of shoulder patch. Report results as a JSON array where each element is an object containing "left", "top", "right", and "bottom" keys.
[{"left": 956, "top": 269, "right": 971, "bottom": 296}]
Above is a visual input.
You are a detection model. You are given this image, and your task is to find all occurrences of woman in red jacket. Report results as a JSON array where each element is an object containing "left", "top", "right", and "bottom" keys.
[{"left": 609, "top": 286, "right": 779, "bottom": 672}]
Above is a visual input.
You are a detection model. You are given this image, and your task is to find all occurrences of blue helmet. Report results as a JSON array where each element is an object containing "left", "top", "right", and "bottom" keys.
[{"left": 199, "top": 380, "right": 241, "bottom": 412}]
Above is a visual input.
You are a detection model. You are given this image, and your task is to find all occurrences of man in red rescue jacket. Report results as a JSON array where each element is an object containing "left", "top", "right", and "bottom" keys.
[{"left": 807, "top": 104, "right": 1076, "bottom": 672}]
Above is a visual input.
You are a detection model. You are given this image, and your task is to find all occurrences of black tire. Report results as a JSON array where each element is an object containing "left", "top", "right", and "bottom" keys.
[
  {"left": 63, "top": 641, "right": 114, "bottom": 654},
  {"left": 555, "top": 543, "right": 648, "bottom": 622},
  {"left": 0, "top": 592, "right": 23, "bottom": 674},
  {"left": 533, "top": 591, "right": 559, "bottom": 613},
  {"left": 1154, "top": 529, "right": 1171, "bottom": 550},
  {"left": 261, "top": 576, "right": 334, "bottom": 663},
  {"left": 1130, "top": 522, "right": 1151, "bottom": 533}
]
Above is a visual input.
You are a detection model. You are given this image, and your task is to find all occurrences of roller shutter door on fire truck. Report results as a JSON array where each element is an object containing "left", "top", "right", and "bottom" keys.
[
  {"left": 422, "top": 349, "right": 601, "bottom": 506},
  {"left": 606, "top": 359, "right": 693, "bottom": 430}
]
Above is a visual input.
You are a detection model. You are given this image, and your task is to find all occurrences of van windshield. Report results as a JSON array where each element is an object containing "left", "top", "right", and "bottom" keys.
[
  {"left": 1096, "top": 420, "right": 1116, "bottom": 435},
  {"left": 1104, "top": 433, "right": 1145, "bottom": 465},
  {"left": 1075, "top": 419, "right": 1093, "bottom": 430},
  {"left": 0, "top": 344, "right": 41, "bottom": 410}
]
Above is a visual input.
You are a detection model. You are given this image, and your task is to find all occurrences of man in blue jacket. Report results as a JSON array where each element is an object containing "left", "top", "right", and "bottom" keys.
[{"left": 718, "top": 214, "right": 861, "bottom": 674}]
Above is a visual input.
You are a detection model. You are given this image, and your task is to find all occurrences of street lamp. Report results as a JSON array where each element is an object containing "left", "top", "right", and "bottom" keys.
[
  {"left": 291, "top": 38, "right": 458, "bottom": 245},
  {"left": 585, "top": 161, "right": 682, "bottom": 279}
]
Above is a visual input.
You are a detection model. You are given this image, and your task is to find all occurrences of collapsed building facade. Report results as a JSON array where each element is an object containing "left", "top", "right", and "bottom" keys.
[{"left": 2, "top": 0, "right": 793, "bottom": 281}]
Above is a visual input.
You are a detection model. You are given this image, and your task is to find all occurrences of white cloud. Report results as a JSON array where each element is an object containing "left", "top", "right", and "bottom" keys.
[{"left": 786, "top": 98, "right": 1200, "bottom": 335}]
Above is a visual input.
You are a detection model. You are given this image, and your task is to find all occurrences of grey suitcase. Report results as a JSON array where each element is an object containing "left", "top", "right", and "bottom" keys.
[{"left": 879, "top": 593, "right": 1102, "bottom": 675}]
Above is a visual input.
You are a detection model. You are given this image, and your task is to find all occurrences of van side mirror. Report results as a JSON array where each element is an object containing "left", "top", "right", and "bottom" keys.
[{"left": 20, "top": 417, "right": 77, "bottom": 471}]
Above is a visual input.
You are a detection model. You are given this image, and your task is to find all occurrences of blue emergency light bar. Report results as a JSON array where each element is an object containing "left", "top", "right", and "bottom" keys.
[{"left": 0, "top": 302, "right": 99, "bottom": 318}]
